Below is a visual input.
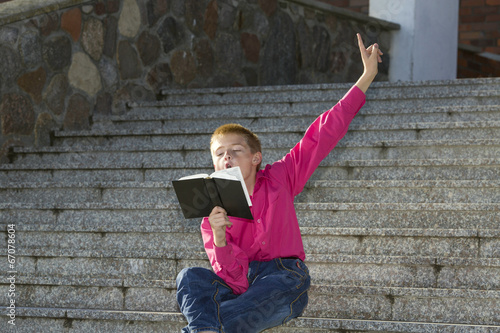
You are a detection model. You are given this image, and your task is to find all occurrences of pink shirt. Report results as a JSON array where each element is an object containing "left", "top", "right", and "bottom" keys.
[{"left": 201, "top": 85, "right": 366, "bottom": 294}]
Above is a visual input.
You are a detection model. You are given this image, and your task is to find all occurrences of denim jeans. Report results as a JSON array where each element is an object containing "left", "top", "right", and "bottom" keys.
[{"left": 176, "top": 258, "right": 311, "bottom": 333}]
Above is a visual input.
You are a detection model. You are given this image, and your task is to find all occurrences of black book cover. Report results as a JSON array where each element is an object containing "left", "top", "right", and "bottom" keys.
[{"left": 172, "top": 169, "right": 253, "bottom": 220}]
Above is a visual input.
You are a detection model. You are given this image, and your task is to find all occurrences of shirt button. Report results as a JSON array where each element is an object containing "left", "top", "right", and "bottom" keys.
[
  {"left": 262, "top": 241, "right": 266, "bottom": 245},
  {"left": 257, "top": 219, "right": 261, "bottom": 223}
]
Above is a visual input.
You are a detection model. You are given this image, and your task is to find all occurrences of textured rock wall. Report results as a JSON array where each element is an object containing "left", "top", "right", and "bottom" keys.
[{"left": 0, "top": 0, "right": 395, "bottom": 161}]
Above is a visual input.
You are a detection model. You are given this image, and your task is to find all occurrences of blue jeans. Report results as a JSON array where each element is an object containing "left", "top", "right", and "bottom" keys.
[{"left": 176, "top": 258, "right": 311, "bottom": 333}]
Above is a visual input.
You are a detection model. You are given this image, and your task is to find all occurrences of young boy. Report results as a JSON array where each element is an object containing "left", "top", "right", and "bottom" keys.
[{"left": 176, "top": 34, "right": 383, "bottom": 333}]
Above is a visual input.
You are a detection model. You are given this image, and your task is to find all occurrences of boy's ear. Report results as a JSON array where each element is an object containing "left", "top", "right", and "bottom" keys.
[{"left": 252, "top": 152, "right": 262, "bottom": 165}]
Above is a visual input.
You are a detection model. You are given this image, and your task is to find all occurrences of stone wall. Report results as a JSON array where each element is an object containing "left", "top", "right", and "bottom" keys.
[
  {"left": 0, "top": 0, "right": 397, "bottom": 161},
  {"left": 318, "top": 0, "right": 369, "bottom": 14}
]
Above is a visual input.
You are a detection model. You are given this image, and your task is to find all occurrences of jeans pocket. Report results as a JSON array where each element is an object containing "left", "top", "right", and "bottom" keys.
[
  {"left": 295, "top": 260, "right": 309, "bottom": 279},
  {"left": 278, "top": 258, "right": 310, "bottom": 290}
]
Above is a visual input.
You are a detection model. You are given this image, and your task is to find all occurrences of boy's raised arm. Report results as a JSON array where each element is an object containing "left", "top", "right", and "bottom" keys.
[{"left": 355, "top": 33, "right": 383, "bottom": 93}]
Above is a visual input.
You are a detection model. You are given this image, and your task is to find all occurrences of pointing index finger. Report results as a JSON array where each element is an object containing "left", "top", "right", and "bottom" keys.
[{"left": 357, "top": 33, "right": 365, "bottom": 50}]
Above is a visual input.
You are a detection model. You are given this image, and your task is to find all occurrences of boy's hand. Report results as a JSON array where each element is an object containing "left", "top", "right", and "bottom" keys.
[
  {"left": 355, "top": 33, "right": 383, "bottom": 93},
  {"left": 208, "top": 206, "right": 232, "bottom": 247}
]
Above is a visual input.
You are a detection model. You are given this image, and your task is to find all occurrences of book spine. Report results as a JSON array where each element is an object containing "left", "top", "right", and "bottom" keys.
[{"left": 204, "top": 178, "right": 224, "bottom": 208}]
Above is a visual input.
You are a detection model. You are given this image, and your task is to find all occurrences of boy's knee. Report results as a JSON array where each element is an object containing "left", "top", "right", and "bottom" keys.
[{"left": 176, "top": 267, "right": 211, "bottom": 287}]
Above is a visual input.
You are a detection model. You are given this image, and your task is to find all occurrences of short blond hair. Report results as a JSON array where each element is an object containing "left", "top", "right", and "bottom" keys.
[{"left": 210, "top": 124, "right": 262, "bottom": 171}]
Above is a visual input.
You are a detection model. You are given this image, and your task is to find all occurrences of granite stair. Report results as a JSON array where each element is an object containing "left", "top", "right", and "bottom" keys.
[{"left": 1, "top": 78, "right": 500, "bottom": 332}]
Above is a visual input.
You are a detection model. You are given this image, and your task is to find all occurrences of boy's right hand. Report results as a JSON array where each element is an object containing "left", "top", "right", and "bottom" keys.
[{"left": 208, "top": 206, "right": 232, "bottom": 247}]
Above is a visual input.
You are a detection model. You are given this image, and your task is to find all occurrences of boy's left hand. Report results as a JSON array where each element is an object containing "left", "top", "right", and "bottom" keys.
[
  {"left": 357, "top": 33, "right": 383, "bottom": 80},
  {"left": 355, "top": 33, "right": 384, "bottom": 93}
]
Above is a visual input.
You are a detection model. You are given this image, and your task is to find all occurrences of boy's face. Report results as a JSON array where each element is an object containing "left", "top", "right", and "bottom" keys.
[{"left": 211, "top": 133, "right": 261, "bottom": 177}]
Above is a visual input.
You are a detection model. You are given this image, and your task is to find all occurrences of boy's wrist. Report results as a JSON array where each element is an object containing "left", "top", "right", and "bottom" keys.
[
  {"left": 214, "top": 239, "right": 227, "bottom": 247},
  {"left": 213, "top": 231, "right": 227, "bottom": 247},
  {"left": 355, "top": 71, "right": 377, "bottom": 93}
]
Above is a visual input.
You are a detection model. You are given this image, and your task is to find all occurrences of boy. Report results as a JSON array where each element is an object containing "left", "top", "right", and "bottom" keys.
[{"left": 176, "top": 34, "right": 383, "bottom": 333}]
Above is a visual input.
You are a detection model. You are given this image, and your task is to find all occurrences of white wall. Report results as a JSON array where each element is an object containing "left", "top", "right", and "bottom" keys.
[{"left": 370, "top": 0, "right": 459, "bottom": 82}]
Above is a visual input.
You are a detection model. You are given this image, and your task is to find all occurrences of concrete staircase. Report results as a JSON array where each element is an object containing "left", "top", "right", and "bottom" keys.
[{"left": 1, "top": 78, "right": 500, "bottom": 332}]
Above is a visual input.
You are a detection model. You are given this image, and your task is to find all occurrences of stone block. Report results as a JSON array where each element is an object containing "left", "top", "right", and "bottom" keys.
[
  {"left": 124, "top": 287, "right": 178, "bottom": 312},
  {"left": 98, "top": 57, "right": 119, "bottom": 88},
  {"left": 42, "top": 35, "right": 72, "bottom": 71},
  {"left": 17, "top": 67, "right": 47, "bottom": 104},
  {"left": 393, "top": 296, "right": 500, "bottom": 325},
  {"left": 0, "top": 26, "right": 18, "bottom": 45},
  {"left": 145, "top": 0, "right": 169, "bottom": 27},
  {"left": 118, "top": 0, "right": 141, "bottom": 38},
  {"left": 43, "top": 74, "right": 68, "bottom": 116},
  {"left": 137, "top": 31, "right": 161, "bottom": 66},
  {"left": 241, "top": 32, "right": 260, "bottom": 63},
  {"left": 103, "top": 16, "right": 117, "bottom": 58},
  {"left": 0, "top": 93, "right": 35, "bottom": 136},
  {"left": 309, "top": 262, "right": 435, "bottom": 288},
  {"left": 258, "top": 0, "right": 277, "bottom": 16},
  {"left": 12, "top": 318, "right": 68, "bottom": 333},
  {"left": 68, "top": 53, "right": 102, "bottom": 97},
  {"left": 185, "top": 0, "right": 208, "bottom": 35},
  {"left": 204, "top": 0, "right": 218, "bottom": 40},
  {"left": 18, "top": 231, "right": 204, "bottom": 257},
  {"left": 170, "top": 50, "right": 196, "bottom": 85},
  {"left": 298, "top": 180, "right": 500, "bottom": 204},
  {"left": 481, "top": 238, "right": 500, "bottom": 258},
  {"left": 0, "top": 255, "right": 36, "bottom": 275},
  {"left": 9, "top": 285, "right": 123, "bottom": 309},
  {"left": 194, "top": 38, "right": 214, "bottom": 77},
  {"left": 302, "top": 235, "right": 479, "bottom": 258},
  {"left": 70, "top": 318, "right": 186, "bottom": 333},
  {"left": 82, "top": 17, "right": 104, "bottom": 61},
  {"left": 157, "top": 16, "right": 183, "bottom": 54},
  {"left": 38, "top": 257, "right": 174, "bottom": 279},
  {"left": 34, "top": 112, "right": 56, "bottom": 147},
  {"left": 215, "top": 32, "right": 243, "bottom": 76},
  {"left": 117, "top": 41, "right": 142, "bottom": 80},
  {"left": 304, "top": 293, "right": 392, "bottom": 321},
  {"left": 64, "top": 94, "right": 91, "bottom": 131},
  {"left": 438, "top": 266, "right": 500, "bottom": 290},
  {"left": 61, "top": 7, "right": 82, "bottom": 41},
  {"left": 19, "top": 30, "right": 42, "bottom": 69},
  {"left": 0, "top": 187, "right": 100, "bottom": 204},
  {"left": 260, "top": 11, "right": 296, "bottom": 85}
]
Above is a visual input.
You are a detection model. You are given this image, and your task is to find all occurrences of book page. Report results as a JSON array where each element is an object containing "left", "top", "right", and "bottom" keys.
[
  {"left": 211, "top": 167, "right": 252, "bottom": 206},
  {"left": 178, "top": 173, "right": 209, "bottom": 180}
]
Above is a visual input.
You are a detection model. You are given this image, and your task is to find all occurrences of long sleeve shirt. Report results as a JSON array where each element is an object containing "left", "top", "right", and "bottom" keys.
[{"left": 201, "top": 85, "right": 366, "bottom": 294}]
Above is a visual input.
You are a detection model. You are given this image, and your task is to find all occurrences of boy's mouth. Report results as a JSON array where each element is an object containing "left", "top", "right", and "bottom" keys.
[{"left": 225, "top": 163, "right": 232, "bottom": 169}]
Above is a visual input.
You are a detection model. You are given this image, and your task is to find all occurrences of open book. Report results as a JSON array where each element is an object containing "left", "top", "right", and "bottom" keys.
[{"left": 172, "top": 166, "right": 253, "bottom": 220}]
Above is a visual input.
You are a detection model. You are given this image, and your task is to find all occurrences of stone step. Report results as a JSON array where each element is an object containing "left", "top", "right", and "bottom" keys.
[
  {"left": 1, "top": 158, "right": 498, "bottom": 182},
  {"left": 7, "top": 307, "right": 500, "bottom": 333},
  {"left": 297, "top": 179, "right": 500, "bottom": 204},
  {"left": 8, "top": 139, "right": 500, "bottom": 167},
  {"left": 118, "top": 88, "right": 500, "bottom": 124},
  {"left": 54, "top": 121, "right": 500, "bottom": 146},
  {"left": 52, "top": 120, "right": 500, "bottom": 145},
  {"left": 3, "top": 253, "right": 499, "bottom": 291},
  {"left": 93, "top": 105, "right": 500, "bottom": 131},
  {"left": 304, "top": 285, "right": 500, "bottom": 326},
  {"left": 1, "top": 280, "right": 499, "bottom": 325},
  {"left": 7, "top": 226, "right": 497, "bottom": 259},
  {"left": 2, "top": 204, "right": 499, "bottom": 231},
  {"left": 2, "top": 78, "right": 499, "bottom": 331},
  {"left": 122, "top": 78, "right": 500, "bottom": 109},
  {"left": 1, "top": 180, "right": 499, "bottom": 204}
]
